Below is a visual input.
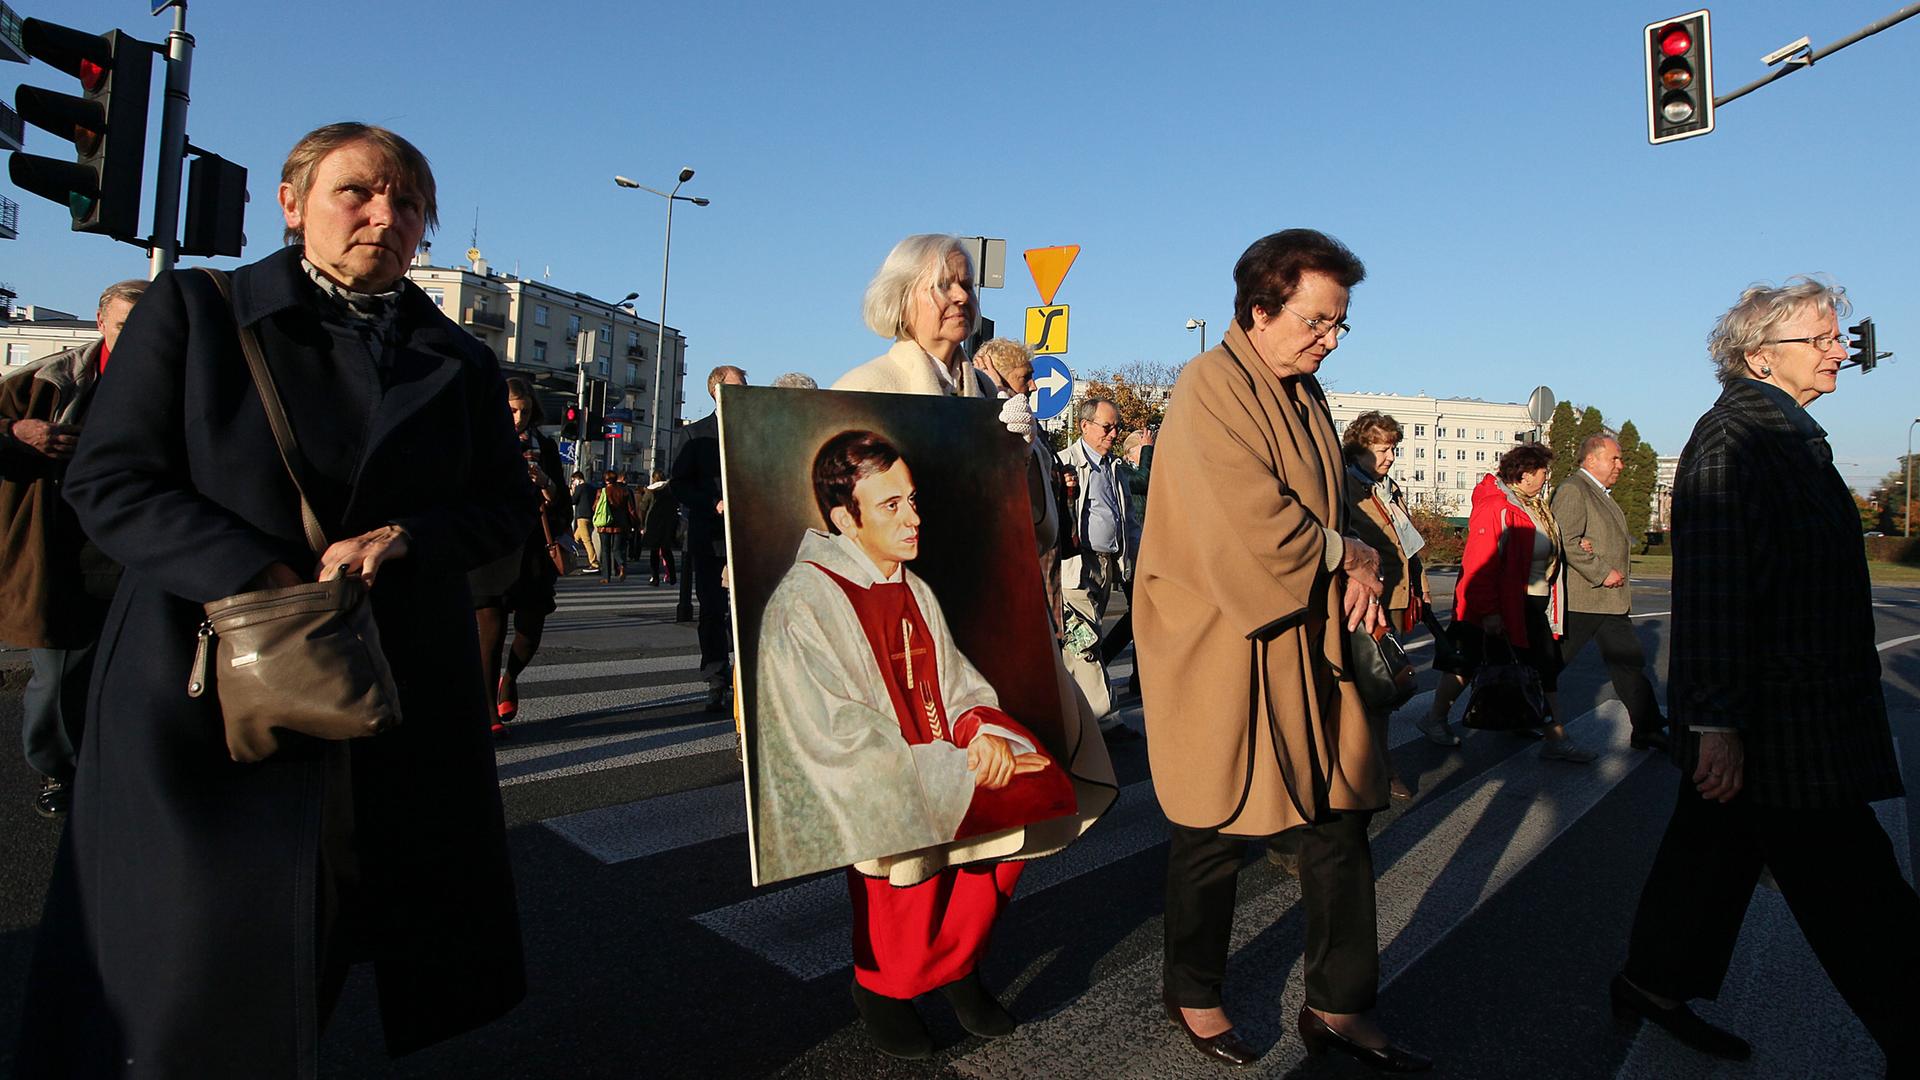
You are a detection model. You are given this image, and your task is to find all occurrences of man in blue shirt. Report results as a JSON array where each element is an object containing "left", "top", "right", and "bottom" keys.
[{"left": 1057, "top": 397, "right": 1140, "bottom": 743}]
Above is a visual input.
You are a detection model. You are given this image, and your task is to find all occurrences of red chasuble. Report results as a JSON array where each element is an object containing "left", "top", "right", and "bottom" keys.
[{"left": 809, "top": 563, "right": 1075, "bottom": 841}]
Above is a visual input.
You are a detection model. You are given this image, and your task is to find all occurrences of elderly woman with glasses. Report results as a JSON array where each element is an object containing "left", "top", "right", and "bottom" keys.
[
  {"left": 1136, "top": 229, "right": 1429, "bottom": 1071},
  {"left": 1612, "top": 277, "right": 1917, "bottom": 1072}
]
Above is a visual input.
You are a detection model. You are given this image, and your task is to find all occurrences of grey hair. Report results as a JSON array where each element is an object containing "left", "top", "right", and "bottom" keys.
[
  {"left": 861, "top": 233, "right": 979, "bottom": 341},
  {"left": 770, "top": 372, "right": 818, "bottom": 390},
  {"left": 1076, "top": 397, "right": 1116, "bottom": 424},
  {"left": 97, "top": 279, "right": 147, "bottom": 313},
  {"left": 1576, "top": 431, "right": 1620, "bottom": 463},
  {"left": 973, "top": 337, "right": 1033, "bottom": 379},
  {"left": 1707, "top": 276, "right": 1851, "bottom": 387}
]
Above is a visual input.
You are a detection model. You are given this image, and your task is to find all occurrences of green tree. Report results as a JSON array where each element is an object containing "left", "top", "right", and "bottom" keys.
[
  {"left": 1612, "top": 421, "right": 1659, "bottom": 549},
  {"left": 1545, "top": 400, "right": 1580, "bottom": 481},
  {"left": 1857, "top": 493, "right": 1883, "bottom": 533},
  {"left": 1078, "top": 371, "right": 1165, "bottom": 446},
  {"left": 1870, "top": 456, "right": 1917, "bottom": 534},
  {"left": 1550, "top": 405, "right": 1606, "bottom": 487}
]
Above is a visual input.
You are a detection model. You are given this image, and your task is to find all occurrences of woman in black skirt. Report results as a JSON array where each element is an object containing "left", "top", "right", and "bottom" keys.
[{"left": 471, "top": 377, "right": 566, "bottom": 736}]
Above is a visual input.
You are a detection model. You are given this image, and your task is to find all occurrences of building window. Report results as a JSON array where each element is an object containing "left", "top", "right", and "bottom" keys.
[
  {"left": 1477, "top": 428, "right": 1486, "bottom": 439},
  {"left": 473, "top": 293, "right": 488, "bottom": 312},
  {"left": 1437, "top": 470, "right": 1447, "bottom": 483},
  {"left": 1493, "top": 431, "right": 1504, "bottom": 442},
  {"left": 531, "top": 340, "right": 547, "bottom": 362},
  {"left": 1413, "top": 424, "right": 1426, "bottom": 437},
  {"left": 1457, "top": 474, "right": 1469, "bottom": 488},
  {"left": 627, "top": 329, "right": 641, "bottom": 350},
  {"left": 1476, "top": 451, "right": 1487, "bottom": 461},
  {"left": 423, "top": 287, "right": 444, "bottom": 308},
  {"left": 566, "top": 313, "right": 582, "bottom": 336},
  {"left": 1414, "top": 447, "right": 1426, "bottom": 460},
  {"left": 596, "top": 359, "right": 608, "bottom": 375},
  {"left": 5, "top": 343, "right": 33, "bottom": 366},
  {"left": 534, "top": 305, "right": 550, "bottom": 327},
  {"left": 626, "top": 362, "right": 639, "bottom": 384},
  {"left": 1413, "top": 469, "right": 1425, "bottom": 482},
  {"left": 1456, "top": 450, "right": 1467, "bottom": 461}
]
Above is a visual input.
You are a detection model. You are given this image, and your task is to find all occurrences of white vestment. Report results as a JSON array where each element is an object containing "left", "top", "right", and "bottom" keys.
[{"left": 753, "top": 530, "right": 1053, "bottom": 885}]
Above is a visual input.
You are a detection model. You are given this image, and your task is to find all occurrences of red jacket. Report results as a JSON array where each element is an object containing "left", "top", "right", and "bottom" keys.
[{"left": 1454, "top": 473, "right": 1556, "bottom": 649}]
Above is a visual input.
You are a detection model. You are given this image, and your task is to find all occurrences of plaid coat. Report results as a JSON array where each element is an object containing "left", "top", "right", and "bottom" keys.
[{"left": 1667, "top": 379, "right": 1901, "bottom": 808}]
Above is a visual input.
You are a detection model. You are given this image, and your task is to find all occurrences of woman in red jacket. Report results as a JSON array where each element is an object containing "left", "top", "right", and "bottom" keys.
[{"left": 1426, "top": 442, "right": 1595, "bottom": 763}]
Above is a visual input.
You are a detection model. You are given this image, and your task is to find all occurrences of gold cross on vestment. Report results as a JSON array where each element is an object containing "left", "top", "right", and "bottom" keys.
[{"left": 889, "top": 619, "right": 930, "bottom": 690}]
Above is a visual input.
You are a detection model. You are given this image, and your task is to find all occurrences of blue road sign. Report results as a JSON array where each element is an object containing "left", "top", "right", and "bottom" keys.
[{"left": 1031, "top": 355, "right": 1073, "bottom": 420}]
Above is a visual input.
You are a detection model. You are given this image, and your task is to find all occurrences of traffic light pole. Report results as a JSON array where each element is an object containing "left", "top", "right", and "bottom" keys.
[
  {"left": 1713, "top": 2, "right": 1920, "bottom": 109},
  {"left": 148, "top": 4, "right": 193, "bottom": 277}
]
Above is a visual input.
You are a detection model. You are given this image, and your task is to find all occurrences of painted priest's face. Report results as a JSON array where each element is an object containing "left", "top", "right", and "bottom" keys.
[{"left": 841, "top": 459, "right": 921, "bottom": 572}]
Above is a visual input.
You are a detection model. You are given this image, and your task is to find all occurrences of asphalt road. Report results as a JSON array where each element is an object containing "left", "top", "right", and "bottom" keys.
[{"left": 0, "top": 571, "right": 1914, "bottom": 1078}]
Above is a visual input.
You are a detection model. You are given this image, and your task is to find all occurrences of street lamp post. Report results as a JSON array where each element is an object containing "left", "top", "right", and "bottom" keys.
[
  {"left": 1185, "top": 317, "right": 1207, "bottom": 353},
  {"left": 1905, "top": 418, "right": 1920, "bottom": 537},
  {"left": 614, "top": 169, "right": 710, "bottom": 473}
]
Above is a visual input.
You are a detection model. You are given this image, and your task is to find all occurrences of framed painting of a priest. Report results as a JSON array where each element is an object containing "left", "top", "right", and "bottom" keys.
[{"left": 718, "top": 384, "right": 1110, "bottom": 890}]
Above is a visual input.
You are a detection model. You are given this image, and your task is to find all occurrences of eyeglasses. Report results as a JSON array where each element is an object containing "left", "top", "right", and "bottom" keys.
[
  {"left": 1280, "top": 304, "right": 1351, "bottom": 341},
  {"left": 1082, "top": 419, "right": 1118, "bottom": 434},
  {"left": 1765, "top": 332, "right": 1848, "bottom": 351}
]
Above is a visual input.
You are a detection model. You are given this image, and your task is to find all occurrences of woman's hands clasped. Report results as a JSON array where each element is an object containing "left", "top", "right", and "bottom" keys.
[{"left": 1340, "top": 538, "right": 1387, "bottom": 633}]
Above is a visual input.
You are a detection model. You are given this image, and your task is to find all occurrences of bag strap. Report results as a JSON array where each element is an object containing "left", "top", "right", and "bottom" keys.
[{"left": 197, "top": 268, "right": 329, "bottom": 555}]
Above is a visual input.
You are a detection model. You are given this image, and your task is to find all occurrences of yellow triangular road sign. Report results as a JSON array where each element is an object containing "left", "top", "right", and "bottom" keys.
[{"left": 1023, "top": 245, "right": 1080, "bottom": 307}]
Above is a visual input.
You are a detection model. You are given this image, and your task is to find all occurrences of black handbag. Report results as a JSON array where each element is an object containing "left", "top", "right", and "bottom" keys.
[
  {"left": 1349, "top": 623, "right": 1417, "bottom": 710},
  {"left": 1461, "top": 637, "right": 1547, "bottom": 732}
]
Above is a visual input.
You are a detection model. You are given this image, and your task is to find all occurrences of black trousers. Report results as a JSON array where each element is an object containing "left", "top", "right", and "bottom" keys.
[
  {"left": 1164, "top": 811, "right": 1378, "bottom": 1014},
  {"left": 1624, "top": 772, "right": 1920, "bottom": 1069},
  {"left": 691, "top": 539, "right": 731, "bottom": 678},
  {"left": 1557, "top": 610, "right": 1665, "bottom": 733}
]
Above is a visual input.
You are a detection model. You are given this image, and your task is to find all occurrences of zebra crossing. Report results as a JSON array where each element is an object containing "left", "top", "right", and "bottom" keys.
[{"left": 482, "top": 579, "right": 1915, "bottom": 1078}]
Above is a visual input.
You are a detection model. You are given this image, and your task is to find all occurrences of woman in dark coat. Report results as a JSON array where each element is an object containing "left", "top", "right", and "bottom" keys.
[
  {"left": 17, "top": 123, "right": 532, "bottom": 1077},
  {"left": 472, "top": 376, "right": 568, "bottom": 735},
  {"left": 636, "top": 469, "right": 680, "bottom": 586}
]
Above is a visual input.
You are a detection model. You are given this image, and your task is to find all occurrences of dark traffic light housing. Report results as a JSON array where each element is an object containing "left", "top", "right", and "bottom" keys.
[
  {"left": 180, "top": 152, "right": 248, "bottom": 257},
  {"left": 9, "top": 20, "right": 153, "bottom": 241},
  {"left": 1644, "top": 10, "right": 1714, "bottom": 144},
  {"left": 1850, "top": 319, "right": 1880, "bottom": 373}
]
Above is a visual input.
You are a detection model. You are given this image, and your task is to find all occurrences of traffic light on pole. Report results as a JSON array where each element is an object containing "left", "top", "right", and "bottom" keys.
[
  {"left": 1643, "top": 10, "right": 1713, "bottom": 145},
  {"left": 9, "top": 20, "right": 153, "bottom": 241},
  {"left": 563, "top": 404, "right": 582, "bottom": 440},
  {"left": 1850, "top": 319, "right": 1879, "bottom": 373},
  {"left": 179, "top": 152, "right": 248, "bottom": 258}
]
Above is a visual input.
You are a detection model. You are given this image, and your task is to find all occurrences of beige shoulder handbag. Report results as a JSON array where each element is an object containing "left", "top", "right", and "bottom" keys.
[{"left": 184, "top": 269, "right": 403, "bottom": 763}]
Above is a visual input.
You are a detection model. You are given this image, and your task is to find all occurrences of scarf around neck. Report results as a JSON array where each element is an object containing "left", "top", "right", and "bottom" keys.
[{"left": 301, "top": 257, "right": 405, "bottom": 339}]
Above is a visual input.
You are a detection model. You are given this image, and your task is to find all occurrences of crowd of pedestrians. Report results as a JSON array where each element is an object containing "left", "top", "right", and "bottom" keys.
[{"left": 0, "top": 122, "right": 1913, "bottom": 1079}]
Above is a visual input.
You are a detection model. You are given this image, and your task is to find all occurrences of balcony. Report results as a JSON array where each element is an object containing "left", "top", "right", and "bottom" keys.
[
  {"left": 0, "top": 102, "right": 20, "bottom": 154},
  {"left": 463, "top": 307, "right": 506, "bottom": 331},
  {"left": 0, "top": 4, "right": 25, "bottom": 65},
  {"left": 626, "top": 345, "right": 647, "bottom": 359},
  {"left": 0, "top": 195, "right": 15, "bottom": 242}
]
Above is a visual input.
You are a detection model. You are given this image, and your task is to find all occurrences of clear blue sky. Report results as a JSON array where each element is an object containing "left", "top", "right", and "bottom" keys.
[{"left": 12, "top": 0, "right": 1918, "bottom": 491}]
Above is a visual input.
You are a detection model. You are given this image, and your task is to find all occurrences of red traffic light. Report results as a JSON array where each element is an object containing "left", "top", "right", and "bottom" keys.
[{"left": 1659, "top": 24, "right": 1692, "bottom": 55}]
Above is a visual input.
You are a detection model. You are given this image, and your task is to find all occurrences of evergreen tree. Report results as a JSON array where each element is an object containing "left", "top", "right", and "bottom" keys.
[
  {"left": 1612, "top": 421, "right": 1659, "bottom": 548},
  {"left": 1552, "top": 406, "right": 1606, "bottom": 487},
  {"left": 1545, "top": 401, "right": 1580, "bottom": 482}
]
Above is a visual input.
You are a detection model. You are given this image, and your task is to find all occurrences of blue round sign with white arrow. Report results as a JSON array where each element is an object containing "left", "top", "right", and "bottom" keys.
[{"left": 1030, "top": 355, "right": 1073, "bottom": 421}]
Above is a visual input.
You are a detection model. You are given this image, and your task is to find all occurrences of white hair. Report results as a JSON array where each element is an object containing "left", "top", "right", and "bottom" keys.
[
  {"left": 770, "top": 372, "right": 818, "bottom": 390},
  {"left": 1707, "top": 275, "right": 1851, "bottom": 387},
  {"left": 861, "top": 233, "right": 979, "bottom": 341}
]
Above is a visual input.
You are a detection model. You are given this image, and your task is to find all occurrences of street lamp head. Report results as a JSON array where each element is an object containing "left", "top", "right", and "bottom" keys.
[
  {"left": 613, "top": 176, "right": 640, "bottom": 188},
  {"left": 619, "top": 292, "right": 639, "bottom": 304},
  {"left": 677, "top": 167, "right": 696, "bottom": 183},
  {"left": 689, "top": 197, "right": 711, "bottom": 207},
  {"left": 1186, "top": 318, "right": 1204, "bottom": 331}
]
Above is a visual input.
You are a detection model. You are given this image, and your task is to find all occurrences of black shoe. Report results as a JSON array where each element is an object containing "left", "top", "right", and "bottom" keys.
[
  {"left": 1163, "top": 994, "right": 1259, "bottom": 1067},
  {"left": 940, "top": 971, "right": 1017, "bottom": 1038},
  {"left": 1609, "top": 974, "right": 1750, "bottom": 1061},
  {"left": 851, "top": 982, "right": 932, "bottom": 1060},
  {"left": 1297, "top": 1006, "right": 1432, "bottom": 1072},
  {"left": 1102, "top": 724, "right": 1143, "bottom": 745},
  {"left": 1630, "top": 729, "right": 1672, "bottom": 752},
  {"left": 34, "top": 776, "right": 70, "bottom": 819}
]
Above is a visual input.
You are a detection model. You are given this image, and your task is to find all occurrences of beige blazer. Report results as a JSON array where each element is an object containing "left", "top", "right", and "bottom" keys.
[
  {"left": 833, "top": 339, "right": 998, "bottom": 398},
  {"left": 1551, "top": 470, "right": 1632, "bottom": 616}
]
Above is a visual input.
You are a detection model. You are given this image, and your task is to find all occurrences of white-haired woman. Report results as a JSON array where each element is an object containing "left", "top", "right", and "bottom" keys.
[
  {"left": 824, "top": 236, "right": 1113, "bottom": 1059},
  {"left": 1614, "top": 277, "right": 1917, "bottom": 1070}
]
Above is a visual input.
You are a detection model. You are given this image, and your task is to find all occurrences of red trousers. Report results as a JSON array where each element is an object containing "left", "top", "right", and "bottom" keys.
[{"left": 847, "top": 861, "right": 1024, "bottom": 999}]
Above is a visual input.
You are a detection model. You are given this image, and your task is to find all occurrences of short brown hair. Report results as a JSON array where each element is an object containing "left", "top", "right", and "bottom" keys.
[
  {"left": 1340, "top": 410, "right": 1402, "bottom": 461},
  {"left": 1496, "top": 443, "right": 1554, "bottom": 484},
  {"left": 1232, "top": 229, "right": 1366, "bottom": 331},
  {"left": 812, "top": 430, "right": 901, "bottom": 533},
  {"left": 707, "top": 364, "right": 747, "bottom": 400},
  {"left": 96, "top": 279, "right": 147, "bottom": 314},
  {"left": 281, "top": 123, "right": 438, "bottom": 246}
]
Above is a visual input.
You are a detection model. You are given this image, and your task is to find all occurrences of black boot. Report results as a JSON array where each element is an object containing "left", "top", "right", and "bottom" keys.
[
  {"left": 851, "top": 982, "right": 932, "bottom": 1059},
  {"left": 940, "top": 971, "right": 1017, "bottom": 1038}
]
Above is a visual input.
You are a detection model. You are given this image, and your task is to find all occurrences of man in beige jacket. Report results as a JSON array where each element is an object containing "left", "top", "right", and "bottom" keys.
[{"left": 1551, "top": 433, "right": 1669, "bottom": 751}]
